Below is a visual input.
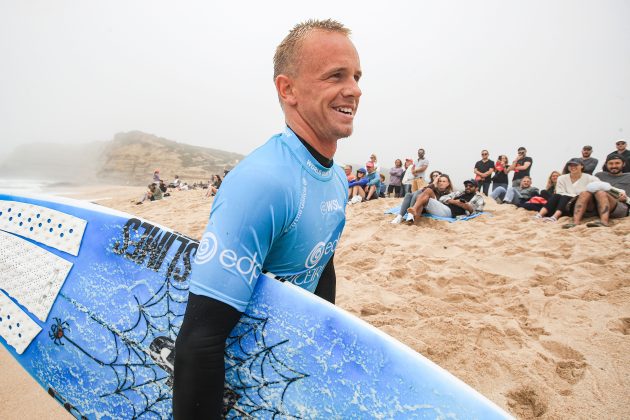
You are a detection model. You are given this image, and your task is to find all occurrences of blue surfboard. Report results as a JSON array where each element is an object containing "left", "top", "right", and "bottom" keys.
[{"left": 0, "top": 192, "right": 512, "bottom": 419}]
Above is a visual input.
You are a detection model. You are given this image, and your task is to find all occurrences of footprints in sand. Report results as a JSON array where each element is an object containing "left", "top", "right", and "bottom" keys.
[
  {"left": 507, "top": 385, "right": 548, "bottom": 418},
  {"left": 541, "top": 340, "right": 588, "bottom": 385},
  {"left": 607, "top": 317, "right": 630, "bottom": 335}
]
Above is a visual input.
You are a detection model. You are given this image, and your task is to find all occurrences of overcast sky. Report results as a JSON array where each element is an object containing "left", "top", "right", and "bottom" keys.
[{"left": 1, "top": 0, "right": 628, "bottom": 186}]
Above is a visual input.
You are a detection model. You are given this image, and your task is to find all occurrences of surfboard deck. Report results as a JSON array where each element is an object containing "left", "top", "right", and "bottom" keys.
[{"left": 0, "top": 192, "right": 511, "bottom": 419}]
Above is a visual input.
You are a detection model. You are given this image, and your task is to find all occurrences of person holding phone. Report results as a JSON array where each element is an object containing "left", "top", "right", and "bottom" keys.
[{"left": 508, "top": 147, "right": 533, "bottom": 187}]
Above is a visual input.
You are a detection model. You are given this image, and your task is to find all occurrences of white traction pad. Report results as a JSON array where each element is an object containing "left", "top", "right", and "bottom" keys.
[
  {"left": 0, "top": 200, "right": 86, "bottom": 256},
  {"left": 0, "top": 230, "right": 73, "bottom": 321},
  {"left": 0, "top": 291, "right": 42, "bottom": 354}
]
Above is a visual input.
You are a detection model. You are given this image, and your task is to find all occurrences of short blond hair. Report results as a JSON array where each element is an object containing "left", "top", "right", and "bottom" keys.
[{"left": 273, "top": 19, "right": 351, "bottom": 80}]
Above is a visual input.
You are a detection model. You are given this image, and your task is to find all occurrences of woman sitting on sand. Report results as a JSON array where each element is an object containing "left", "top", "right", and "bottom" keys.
[
  {"left": 534, "top": 158, "right": 599, "bottom": 224},
  {"left": 348, "top": 168, "right": 368, "bottom": 202},
  {"left": 390, "top": 172, "right": 450, "bottom": 224},
  {"left": 205, "top": 174, "right": 223, "bottom": 197}
]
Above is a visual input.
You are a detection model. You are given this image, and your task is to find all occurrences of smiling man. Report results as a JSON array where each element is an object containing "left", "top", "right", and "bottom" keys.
[{"left": 173, "top": 20, "right": 361, "bottom": 418}]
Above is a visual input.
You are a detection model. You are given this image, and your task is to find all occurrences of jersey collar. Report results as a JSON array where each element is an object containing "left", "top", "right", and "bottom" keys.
[{"left": 281, "top": 126, "right": 335, "bottom": 181}]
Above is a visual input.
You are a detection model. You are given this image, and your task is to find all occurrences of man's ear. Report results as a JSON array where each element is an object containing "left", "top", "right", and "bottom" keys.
[{"left": 275, "top": 75, "right": 297, "bottom": 106}]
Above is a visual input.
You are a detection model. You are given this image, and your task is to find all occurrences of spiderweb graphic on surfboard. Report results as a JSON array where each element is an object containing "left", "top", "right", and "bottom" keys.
[{"left": 43, "top": 260, "right": 308, "bottom": 418}]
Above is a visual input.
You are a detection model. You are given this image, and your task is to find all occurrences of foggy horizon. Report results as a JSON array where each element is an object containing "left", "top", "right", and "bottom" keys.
[{"left": 1, "top": 0, "right": 628, "bottom": 186}]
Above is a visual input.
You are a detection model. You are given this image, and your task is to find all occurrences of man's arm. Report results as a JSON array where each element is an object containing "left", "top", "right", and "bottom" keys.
[
  {"left": 314, "top": 255, "right": 336, "bottom": 304},
  {"left": 173, "top": 293, "right": 242, "bottom": 419},
  {"left": 413, "top": 163, "right": 428, "bottom": 175}
]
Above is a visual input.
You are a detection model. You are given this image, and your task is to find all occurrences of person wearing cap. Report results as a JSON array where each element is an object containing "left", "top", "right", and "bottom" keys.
[
  {"left": 533, "top": 158, "right": 598, "bottom": 223},
  {"left": 362, "top": 161, "right": 381, "bottom": 201},
  {"left": 605, "top": 140, "right": 630, "bottom": 173},
  {"left": 580, "top": 145, "right": 598, "bottom": 175},
  {"left": 445, "top": 179, "right": 485, "bottom": 217},
  {"left": 473, "top": 149, "right": 494, "bottom": 195},
  {"left": 348, "top": 168, "right": 368, "bottom": 203},
  {"left": 508, "top": 147, "right": 533, "bottom": 187},
  {"left": 566, "top": 154, "right": 630, "bottom": 228},
  {"left": 490, "top": 176, "right": 539, "bottom": 205},
  {"left": 401, "top": 158, "right": 415, "bottom": 196}
]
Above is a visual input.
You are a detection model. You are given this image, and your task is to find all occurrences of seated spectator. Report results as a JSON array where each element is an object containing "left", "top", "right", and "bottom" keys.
[
  {"left": 407, "top": 178, "right": 484, "bottom": 222},
  {"left": 168, "top": 175, "right": 181, "bottom": 189},
  {"left": 137, "top": 183, "right": 163, "bottom": 204},
  {"left": 344, "top": 165, "right": 356, "bottom": 183},
  {"left": 490, "top": 176, "right": 539, "bottom": 205},
  {"left": 153, "top": 169, "right": 161, "bottom": 184},
  {"left": 492, "top": 155, "right": 510, "bottom": 192},
  {"left": 362, "top": 162, "right": 381, "bottom": 201},
  {"left": 159, "top": 179, "right": 168, "bottom": 193},
  {"left": 388, "top": 159, "right": 404, "bottom": 197},
  {"left": 379, "top": 174, "right": 387, "bottom": 198},
  {"left": 348, "top": 168, "right": 368, "bottom": 203},
  {"left": 205, "top": 174, "right": 223, "bottom": 197},
  {"left": 604, "top": 139, "right": 629, "bottom": 173},
  {"left": 567, "top": 153, "right": 630, "bottom": 228},
  {"left": 534, "top": 158, "right": 599, "bottom": 223},
  {"left": 391, "top": 174, "right": 454, "bottom": 224},
  {"left": 518, "top": 170, "right": 559, "bottom": 212},
  {"left": 428, "top": 170, "right": 442, "bottom": 185},
  {"left": 473, "top": 149, "right": 494, "bottom": 195},
  {"left": 401, "top": 158, "right": 414, "bottom": 196},
  {"left": 580, "top": 145, "right": 598, "bottom": 175}
]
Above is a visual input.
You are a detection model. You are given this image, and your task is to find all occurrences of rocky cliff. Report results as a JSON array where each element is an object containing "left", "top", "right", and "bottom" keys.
[{"left": 0, "top": 131, "right": 244, "bottom": 185}]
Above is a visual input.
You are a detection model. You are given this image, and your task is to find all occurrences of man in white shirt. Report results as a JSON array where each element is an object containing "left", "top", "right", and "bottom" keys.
[{"left": 411, "top": 148, "right": 429, "bottom": 191}]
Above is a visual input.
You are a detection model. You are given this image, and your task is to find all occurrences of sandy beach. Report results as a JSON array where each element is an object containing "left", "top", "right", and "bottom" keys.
[{"left": 1, "top": 186, "right": 628, "bottom": 419}]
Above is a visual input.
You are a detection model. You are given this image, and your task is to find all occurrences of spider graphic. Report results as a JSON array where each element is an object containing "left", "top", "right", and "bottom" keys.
[{"left": 49, "top": 318, "right": 70, "bottom": 345}]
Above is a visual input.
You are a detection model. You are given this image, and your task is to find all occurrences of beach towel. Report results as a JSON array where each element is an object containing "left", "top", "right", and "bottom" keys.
[{"left": 384, "top": 206, "right": 488, "bottom": 223}]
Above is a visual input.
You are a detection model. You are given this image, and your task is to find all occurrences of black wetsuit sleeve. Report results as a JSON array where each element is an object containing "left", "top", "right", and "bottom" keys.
[
  {"left": 314, "top": 254, "right": 336, "bottom": 304},
  {"left": 173, "top": 293, "right": 242, "bottom": 419}
]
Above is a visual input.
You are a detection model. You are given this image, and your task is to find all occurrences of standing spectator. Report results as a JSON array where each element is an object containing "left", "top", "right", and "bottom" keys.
[
  {"left": 492, "top": 155, "right": 509, "bottom": 192},
  {"left": 411, "top": 148, "right": 430, "bottom": 191},
  {"left": 508, "top": 147, "right": 533, "bottom": 187},
  {"left": 344, "top": 165, "right": 356, "bottom": 183},
  {"left": 401, "top": 158, "right": 414, "bottom": 196},
  {"left": 473, "top": 149, "right": 494, "bottom": 195},
  {"left": 606, "top": 139, "right": 630, "bottom": 173},
  {"left": 388, "top": 159, "right": 404, "bottom": 197},
  {"left": 368, "top": 153, "right": 381, "bottom": 173},
  {"left": 580, "top": 145, "right": 598, "bottom": 174}
]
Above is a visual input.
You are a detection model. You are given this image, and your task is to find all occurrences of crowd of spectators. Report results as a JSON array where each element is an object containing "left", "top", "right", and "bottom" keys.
[{"left": 347, "top": 139, "right": 630, "bottom": 228}]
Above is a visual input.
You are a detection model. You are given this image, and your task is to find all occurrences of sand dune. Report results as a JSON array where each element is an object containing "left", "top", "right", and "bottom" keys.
[{"left": 1, "top": 186, "right": 628, "bottom": 419}]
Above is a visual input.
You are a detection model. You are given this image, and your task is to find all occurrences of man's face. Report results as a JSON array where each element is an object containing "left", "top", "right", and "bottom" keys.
[
  {"left": 481, "top": 150, "right": 489, "bottom": 160},
  {"left": 289, "top": 31, "right": 362, "bottom": 145},
  {"left": 582, "top": 148, "right": 592, "bottom": 157},
  {"left": 520, "top": 177, "right": 531, "bottom": 188},
  {"left": 517, "top": 149, "right": 526, "bottom": 157},
  {"left": 606, "top": 158, "right": 624, "bottom": 174},
  {"left": 617, "top": 141, "right": 627, "bottom": 152},
  {"left": 464, "top": 183, "right": 476, "bottom": 193},
  {"left": 418, "top": 149, "right": 425, "bottom": 159},
  {"left": 344, "top": 166, "right": 352, "bottom": 175}
]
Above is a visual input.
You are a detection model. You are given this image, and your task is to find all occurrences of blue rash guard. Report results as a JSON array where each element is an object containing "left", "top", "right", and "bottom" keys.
[{"left": 189, "top": 127, "right": 348, "bottom": 312}]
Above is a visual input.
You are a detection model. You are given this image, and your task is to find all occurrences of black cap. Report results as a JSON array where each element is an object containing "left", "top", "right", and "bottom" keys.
[
  {"left": 464, "top": 179, "right": 478, "bottom": 187},
  {"left": 606, "top": 153, "right": 625, "bottom": 163},
  {"left": 566, "top": 158, "right": 583, "bottom": 166}
]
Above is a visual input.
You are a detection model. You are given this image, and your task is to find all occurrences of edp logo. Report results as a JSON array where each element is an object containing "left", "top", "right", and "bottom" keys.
[{"left": 195, "top": 232, "right": 262, "bottom": 285}]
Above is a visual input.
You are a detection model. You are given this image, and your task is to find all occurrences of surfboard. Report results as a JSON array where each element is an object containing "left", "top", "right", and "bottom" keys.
[{"left": 0, "top": 192, "right": 512, "bottom": 419}]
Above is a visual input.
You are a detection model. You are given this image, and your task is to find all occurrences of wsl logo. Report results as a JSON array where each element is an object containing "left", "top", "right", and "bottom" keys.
[{"left": 320, "top": 199, "right": 342, "bottom": 214}]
